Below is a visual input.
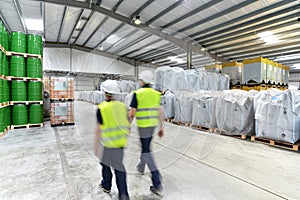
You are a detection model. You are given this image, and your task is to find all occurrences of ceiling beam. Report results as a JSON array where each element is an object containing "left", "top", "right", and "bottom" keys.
[
  {"left": 210, "top": 26, "right": 300, "bottom": 52},
  {"left": 137, "top": 46, "right": 178, "bottom": 60},
  {"left": 230, "top": 51, "right": 300, "bottom": 62},
  {"left": 196, "top": 4, "right": 300, "bottom": 43},
  {"left": 31, "top": 0, "right": 226, "bottom": 62},
  {"left": 112, "top": 0, "right": 124, "bottom": 12},
  {"left": 161, "top": 0, "right": 223, "bottom": 29},
  {"left": 176, "top": 0, "right": 257, "bottom": 34},
  {"left": 67, "top": 9, "right": 84, "bottom": 44},
  {"left": 134, "top": 44, "right": 174, "bottom": 59},
  {"left": 188, "top": 0, "right": 296, "bottom": 39},
  {"left": 73, "top": 10, "right": 94, "bottom": 45},
  {"left": 93, "top": 23, "right": 124, "bottom": 49},
  {"left": 218, "top": 34, "right": 300, "bottom": 56},
  {"left": 113, "top": 34, "right": 152, "bottom": 54},
  {"left": 42, "top": 2, "right": 45, "bottom": 37},
  {"left": 57, "top": 6, "right": 68, "bottom": 42},
  {"left": 45, "top": 42, "right": 158, "bottom": 68},
  {"left": 13, "top": 0, "right": 27, "bottom": 34},
  {"left": 146, "top": 0, "right": 184, "bottom": 25},
  {"left": 0, "top": 10, "right": 11, "bottom": 32},
  {"left": 130, "top": 0, "right": 154, "bottom": 18},
  {"left": 105, "top": 29, "right": 138, "bottom": 51},
  {"left": 81, "top": 16, "right": 108, "bottom": 46}
]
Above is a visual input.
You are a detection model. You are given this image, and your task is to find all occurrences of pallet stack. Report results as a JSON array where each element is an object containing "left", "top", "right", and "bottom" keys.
[
  {"left": 50, "top": 77, "right": 75, "bottom": 127},
  {"left": 0, "top": 20, "right": 44, "bottom": 134}
]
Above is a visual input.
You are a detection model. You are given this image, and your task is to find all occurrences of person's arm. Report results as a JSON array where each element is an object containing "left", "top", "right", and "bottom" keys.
[
  {"left": 158, "top": 107, "right": 164, "bottom": 138},
  {"left": 129, "top": 93, "right": 137, "bottom": 123},
  {"left": 94, "top": 125, "right": 101, "bottom": 158}
]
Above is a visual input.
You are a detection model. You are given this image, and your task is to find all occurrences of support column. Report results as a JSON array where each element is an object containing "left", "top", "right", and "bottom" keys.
[
  {"left": 134, "top": 63, "right": 139, "bottom": 81},
  {"left": 187, "top": 45, "right": 192, "bottom": 70}
]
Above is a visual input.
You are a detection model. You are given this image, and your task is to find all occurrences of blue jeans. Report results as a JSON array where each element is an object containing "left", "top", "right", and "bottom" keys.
[
  {"left": 137, "top": 127, "right": 161, "bottom": 188},
  {"left": 101, "top": 148, "right": 129, "bottom": 198}
]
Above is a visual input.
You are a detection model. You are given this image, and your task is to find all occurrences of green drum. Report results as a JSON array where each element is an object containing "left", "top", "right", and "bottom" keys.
[
  {"left": 5, "top": 106, "right": 11, "bottom": 128},
  {"left": 10, "top": 56, "right": 25, "bottom": 77},
  {"left": 27, "top": 34, "right": 42, "bottom": 55},
  {"left": 0, "top": 20, "right": 3, "bottom": 46},
  {"left": 28, "top": 81, "right": 42, "bottom": 101},
  {"left": 0, "top": 79, "right": 3, "bottom": 103},
  {"left": 29, "top": 104, "right": 43, "bottom": 124},
  {"left": 27, "top": 58, "right": 42, "bottom": 78},
  {"left": 3, "top": 31, "right": 9, "bottom": 51},
  {"left": 3, "top": 80, "right": 10, "bottom": 102},
  {"left": 0, "top": 51, "right": 2, "bottom": 75},
  {"left": 12, "top": 104, "right": 28, "bottom": 125},
  {"left": 2, "top": 54, "right": 9, "bottom": 76},
  {"left": 11, "top": 32, "right": 26, "bottom": 53},
  {"left": 0, "top": 108, "right": 4, "bottom": 132},
  {"left": 11, "top": 80, "right": 27, "bottom": 101}
]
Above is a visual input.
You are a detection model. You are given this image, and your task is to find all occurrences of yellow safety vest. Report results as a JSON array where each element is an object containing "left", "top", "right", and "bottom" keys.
[
  {"left": 98, "top": 101, "right": 130, "bottom": 148},
  {"left": 135, "top": 88, "right": 161, "bottom": 127}
]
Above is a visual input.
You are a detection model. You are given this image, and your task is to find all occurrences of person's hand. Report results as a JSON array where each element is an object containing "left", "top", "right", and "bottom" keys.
[
  {"left": 158, "top": 128, "right": 164, "bottom": 138},
  {"left": 94, "top": 145, "right": 100, "bottom": 158}
]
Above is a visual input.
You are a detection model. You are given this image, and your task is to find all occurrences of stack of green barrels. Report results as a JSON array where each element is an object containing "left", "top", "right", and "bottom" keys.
[
  {"left": 0, "top": 20, "right": 10, "bottom": 133},
  {"left": 6, "top": 29, "right": 44, "bottom": 127}
]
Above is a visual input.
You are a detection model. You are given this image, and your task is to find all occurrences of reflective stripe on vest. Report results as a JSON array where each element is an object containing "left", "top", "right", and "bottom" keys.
[
  {"left": 98, "top": 101, "right": 130, "bottom": 148},
  {"left": 135, "top": 88, "right": 161, "bottom": 128}
]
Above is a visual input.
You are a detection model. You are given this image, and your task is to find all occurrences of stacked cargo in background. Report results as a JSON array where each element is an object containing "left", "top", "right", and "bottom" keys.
[
  {"left": 222, "top": 61, "right": 243, "bottom": 88},
  {"left": 50, "top": 77, "right": 75, "bottom": 126},
  {"left": 0, "top": 21, "right": 44, "bottom": 133},
  {"left": 254, "top": 89, "right": 300, "bottom": 144},
  {"left": 205, "top": 64, "right": 222, "bottom": 73}
]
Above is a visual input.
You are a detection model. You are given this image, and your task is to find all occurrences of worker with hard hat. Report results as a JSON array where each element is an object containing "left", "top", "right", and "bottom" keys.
[
  {"left": 129, "top": 70, "right": 164, "bottom": 196},
  {"left": 94, "top": 80, "right": 130, "bottom": 200}
]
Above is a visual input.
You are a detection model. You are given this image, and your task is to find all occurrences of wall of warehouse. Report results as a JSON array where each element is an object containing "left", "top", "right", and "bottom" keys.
[{"left": 43, "top": 48, "right": 135, "bottom": 75}]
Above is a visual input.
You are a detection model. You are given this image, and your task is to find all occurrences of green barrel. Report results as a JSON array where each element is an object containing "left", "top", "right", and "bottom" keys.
[
  {"left": 0, "top": 79, "right": 3, "bottom": 103},
  {"left": 27, "top": 34, "right": 42, "bottom": 55},
  {"left": 27, "top": 58, "right": 42, "bottom": 78},
  {"left": 29, "top": 104, "right": 43, "bottom": 124},
  {"left": 10, "top": 56, "right": 25, "bottom": 77},
  {"left": 3, "top": 80, "right": 10, "bottom": 102},
  {"left": 0, "top": 51, "right": 2, "bottom": 75},
  {"left": 5, "top": 106, "right": 11, "bottom": 128},
  {"left": 11, "top": 80, "right": 27, "bottom": 101},
  {"left": 2, "top": 54, "right": 9, "bottom": 76},
  {"left": 12, "top": 104, "right": 28, "bottom": 125},
  {"left": 28, "top": 81, "right": 42, "bottom": 101},
  {"left": 3, "top": 31, "right": 9, "bottom": 51},
  {"left": 0, "top": 108, "right": 4, "bottom": 132},
  {"left": 0, "top": 20, "right": 3, "bottom": 46},
  {"left": 11, "top": 32, "right": 26, "bottom": 53}
]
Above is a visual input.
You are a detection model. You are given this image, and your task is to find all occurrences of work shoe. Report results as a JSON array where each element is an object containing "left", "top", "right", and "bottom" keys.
[
  {"left": 150, "top": 185, "right": 163, "bottom": 196},
  {"left": 98, "top": 184, "right": 111, "bottom": 193},
  {"left": 136, "top": 166, "right": 144, "bottom": 175}
]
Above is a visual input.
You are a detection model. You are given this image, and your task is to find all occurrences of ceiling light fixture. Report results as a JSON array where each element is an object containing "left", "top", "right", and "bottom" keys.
[
  {"left": 257, "top": 31, "right": 280, "bottom": 44},
  {"left": 25, "top": 19, "right": 43, "bottom": 31},
  {"left": 76, "top": 21, "right": 82, "bottom": 29},
  {"left": 134, "top": 16, "right": 141, "bottom": 25},
  {"left": 105, "top": 35, "right": 121, "bottom": 44}
]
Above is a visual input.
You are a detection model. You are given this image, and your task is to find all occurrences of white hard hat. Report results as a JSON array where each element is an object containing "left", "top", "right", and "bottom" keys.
[
  {"left": 101, "top": 80, "right": 120, "bottom": 94},
  {"left": 139, "top": 70, "right": 153, "bottom": 84}
]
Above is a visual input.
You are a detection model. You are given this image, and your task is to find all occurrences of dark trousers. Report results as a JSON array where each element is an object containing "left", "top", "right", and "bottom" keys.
[
  {"left": 137, "top": 127, "right": 161, "bottom": 188},
  {"left": 101, "top": 148, "right": 129, "bottom": 198}
]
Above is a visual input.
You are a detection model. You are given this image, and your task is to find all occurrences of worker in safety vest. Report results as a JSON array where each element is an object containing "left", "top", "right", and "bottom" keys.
[
  {"left": 94, "top": 80, "right": 130, "bottom": 200},
  {"left": 129, "top": 70, "right": 164, "bottom": 196}
]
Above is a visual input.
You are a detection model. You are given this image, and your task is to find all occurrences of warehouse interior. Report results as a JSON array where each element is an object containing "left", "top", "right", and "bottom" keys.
[{"left": 1, "top": 0, "right": 300, "bottom": 200}]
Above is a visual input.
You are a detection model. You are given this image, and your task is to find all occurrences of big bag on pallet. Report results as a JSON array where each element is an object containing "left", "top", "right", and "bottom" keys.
[
  {"left": 216, "top": 90, "right": 257, "bottom": 135},
  {"left": 161, "top": 90, "right": 175, "bottom": 119},
  {"left": 173, "top": 91, "right": 194, "bottom": 124},
  {"left": 192, "top": 91, "right": 220, "bottom": 128},
  {"left": 254, "top": 89, "right": 300, "bottom": 144}
]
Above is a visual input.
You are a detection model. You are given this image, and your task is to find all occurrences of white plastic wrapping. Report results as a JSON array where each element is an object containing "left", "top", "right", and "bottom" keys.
[
  {"left": 254, "top": 89, "right": 300, "bottom": 144},
  {"left": 154, "top": 67, "right": 229, "bottom": 92},
  {"left": 118, "top": 80, "right": 138, "bottom": 93},
  {"left": 161, "top": 90, "right": 176, "bottom": 119},
  {"left": 192, "top": 91, "right": 221, "bottom": 128},
  {"left": 216, "top": 90, "right": 256, "bottom": 135},
  {"left": 173, "top": 91, "right": 194, "bottom": 123}
]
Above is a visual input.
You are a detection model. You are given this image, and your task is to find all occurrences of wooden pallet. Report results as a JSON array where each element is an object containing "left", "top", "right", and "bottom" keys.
[
  {"left": 190, "top": 125, "right": 217, "bottom": 133},
  {"left": 0, "top": 128, "right": 9, "bottom": 138},
  {"left": 251, "top": 136, "right": 300, "bottom": 151},
  {"left": 0, "top": 44, "right": 6, "bottom": 53},
  {"left": 6, "top": 76, "right": 42, "bottom": 82},
  {"left": 0, "top": 101, "right": 10, "bottom": 108},
  {"left": 11, "top": 123, "right": 44, "bottom": 130},
  {"left": 10, "top": 101, "right": 43, "bottom": 105},
  {"left": 216, "top": 129, "right": 249, "bottom": 140},
  {"left": 50, "top": 98, "right": 74, "bottom": 102},
  {"left": 51, "top": 122, "right": 75, "bottom": 127},
  {"left": 6, "top": 51, "right": 42, "bottom": 59}
]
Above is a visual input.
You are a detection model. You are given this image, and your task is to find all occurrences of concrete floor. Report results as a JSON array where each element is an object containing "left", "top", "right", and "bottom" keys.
[{"left": 0, "top": 100, "right": 300, "bottom": 200}]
